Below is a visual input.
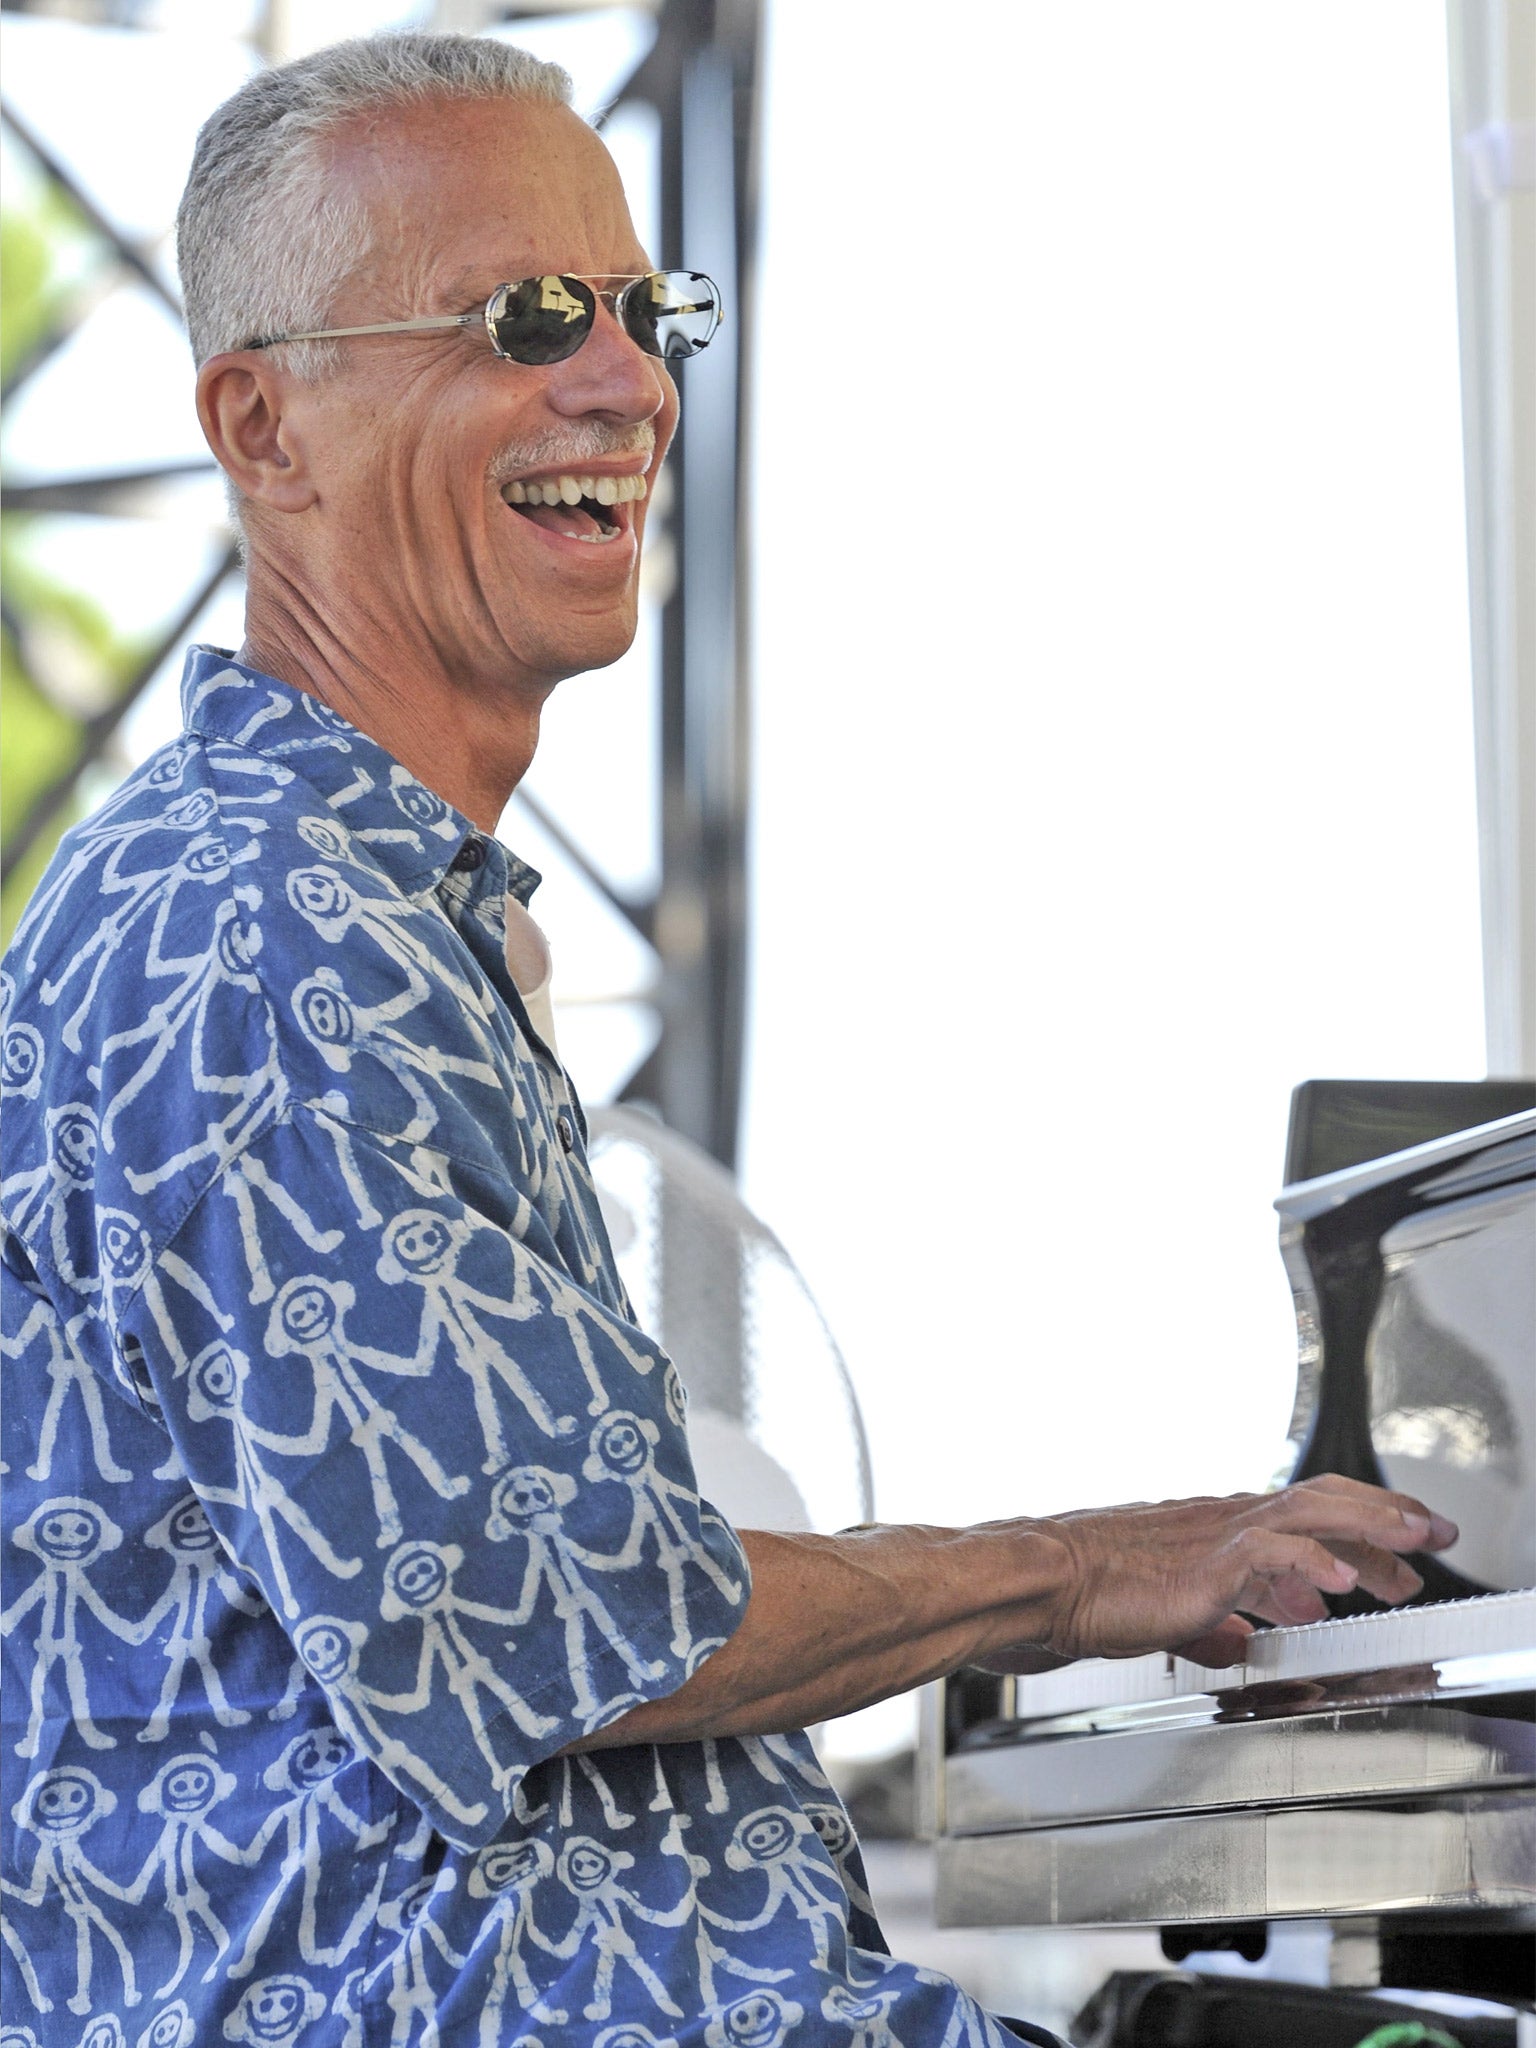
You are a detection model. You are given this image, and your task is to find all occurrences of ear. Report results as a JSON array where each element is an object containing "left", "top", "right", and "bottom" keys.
[{"left": 196, "top": 351, "right": 318, "bottom": 515}]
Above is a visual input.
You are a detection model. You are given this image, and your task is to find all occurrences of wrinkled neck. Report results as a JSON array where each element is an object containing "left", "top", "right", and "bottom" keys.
[{"left": 239, "top": 551, "right": 544, "bottom": 831}]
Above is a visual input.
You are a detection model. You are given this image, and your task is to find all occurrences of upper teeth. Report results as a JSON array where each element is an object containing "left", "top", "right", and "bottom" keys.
[{"left": 503, "top": 474, "right": 648, "bottom": 507}]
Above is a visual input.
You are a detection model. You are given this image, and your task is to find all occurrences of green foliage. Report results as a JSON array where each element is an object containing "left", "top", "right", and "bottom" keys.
[
  {"left": 1, "top": 174, "right": 144, "bottom": 944},
  {"left": 0, "top": 181, "right": 95, "bottom": 383},
  {"left": 2, "top": 523, "right": 141, "bottom": 672},
  {"left": 0, "top": 636, "right": 79, "bottom": 946},
  {"left": 1, "top": 526, "right": 151, "bottom": 945}
]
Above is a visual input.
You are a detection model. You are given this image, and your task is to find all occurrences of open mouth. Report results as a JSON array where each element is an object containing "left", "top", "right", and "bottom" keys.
[{"left": 501, "top": 471, "right": 647, "bottom": 545}]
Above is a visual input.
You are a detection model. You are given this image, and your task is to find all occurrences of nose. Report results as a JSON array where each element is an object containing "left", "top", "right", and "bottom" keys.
[{"left": 545, "top": 295, "right": 672, "bottom": 431}]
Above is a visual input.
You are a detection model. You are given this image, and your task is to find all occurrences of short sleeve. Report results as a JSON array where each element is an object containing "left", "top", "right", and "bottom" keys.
[{"left": 118, "top": 1103, "right": 749, "bottom": 1849}]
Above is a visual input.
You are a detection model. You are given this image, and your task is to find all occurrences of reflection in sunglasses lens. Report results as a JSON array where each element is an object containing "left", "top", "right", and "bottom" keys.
[
  {"left": 624, "top": 272, "right": 720, "bottom": 359},
  {"left": 490, "top": 272, "right": 720, "bottom": 364},
  {"left": 491, "top": 275, "right": 596, "bottom": 364}
]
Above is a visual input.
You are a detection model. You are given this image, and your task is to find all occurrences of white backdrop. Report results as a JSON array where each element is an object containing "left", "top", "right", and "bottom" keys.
[{"left": 741, "top": 0, "right": 1486, "bottom": 1551}]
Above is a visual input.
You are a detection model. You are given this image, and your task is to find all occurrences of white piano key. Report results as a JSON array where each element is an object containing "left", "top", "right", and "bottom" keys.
[{"left": 1010, "top": 1589, "right": 1536, "bottom": 1720}]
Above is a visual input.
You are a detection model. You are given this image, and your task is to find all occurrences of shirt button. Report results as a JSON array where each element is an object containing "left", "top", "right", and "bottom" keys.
[
  {"left": 556, "top": 1113, "right": 575, "bottom": 1154},
  {"left": 451, "top": 837, "right": 486, "bottom": 873}
]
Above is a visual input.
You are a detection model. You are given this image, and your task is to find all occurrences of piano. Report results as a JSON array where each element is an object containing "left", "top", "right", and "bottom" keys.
[{"left": 920, "top": 1080, "right": 1536, "bottom": 2029}]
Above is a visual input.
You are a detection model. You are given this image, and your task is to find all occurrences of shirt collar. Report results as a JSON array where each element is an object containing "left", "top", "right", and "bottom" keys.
[{"left": 179, "top": 645, "right": 542, "bottom": 906}]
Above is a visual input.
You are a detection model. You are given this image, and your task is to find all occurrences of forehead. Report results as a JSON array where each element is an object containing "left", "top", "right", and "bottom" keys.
[{"left": 324, "top": 95, "right": 649, "bottom": 309}]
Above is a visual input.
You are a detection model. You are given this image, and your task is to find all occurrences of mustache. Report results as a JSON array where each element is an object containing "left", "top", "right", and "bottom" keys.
[{"left": 486, "top": 421, "right": 655, "bottom": 487}]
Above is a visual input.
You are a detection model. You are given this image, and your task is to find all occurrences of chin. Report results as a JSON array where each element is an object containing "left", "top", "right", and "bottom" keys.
[{"left": 534, "top": 605, "right": 641, "bottom": 684}]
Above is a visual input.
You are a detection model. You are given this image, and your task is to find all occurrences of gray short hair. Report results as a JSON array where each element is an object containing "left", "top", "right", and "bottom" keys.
[{"left": 176, "top": 32, "right": 573, "bottom": 379}]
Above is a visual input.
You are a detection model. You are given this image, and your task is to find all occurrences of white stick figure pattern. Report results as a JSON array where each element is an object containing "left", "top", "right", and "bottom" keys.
[
  {"left": 136, "top": 1494, "right": 263, "bottom": 1741},
  {"left": 128, "top": 1751, "right": 246, "bottom": 1996},
  {"left": 542, "top": 1835, "right": 693, "bottom": 2023},
  {"left": 375, "top": 1537, "right": 557, "bottom": 1783},
  {"left": 228, "top": 1724, "right": 392, "bottom": 1980},
  {"left": 0, "top": 1910, "right": 50, "bottom": 2018},
  {"left": 99, "top": 891, "right": 280, "bottom": 1190},
  {"left": 464, "top": 1837, "right": 568, "bottom": 2037},
  {"left": 291, "top": 1614, "right": 489, "bottom": 1835},
  {"left": 6, "top": 1282, "right": 131, "bottom": 1486},
  {"left": 2, "top": 1497, "right": 139, "bottom": 1754},
  {"left": 182, "top": 1340, "right": 362, "bottom": 1619},
  {"left": 136, "top": 2001, "right": 196, "bottom": 2048},
  {"left": 821, "top": 1983, "right": 908, "bottom": 2047},
  {"left": 364, "top": 1870, "right": 466, "bottom": 2048},
  {"left": 98, "top": 1204, "right": 232, "bottom": 1382},
  {"left": 929, "top": 1988, "right": 1014, "bottom": 2048},
  {"left": 289, "top": 965, "right": 443, "bottom": 1152},
  {"left": 77, "top": 2017, "right": 127, "bottom": 2048},
  {"left": 708, "top": 1807, "right": 850, "bottom": 1972},
  {"left": 219, "top": 1145, "right": 345, "bottom": 1309},
  {"left": 286, "top": 866, "right": 486, "bottom": 1022},
  {"left": 802, "top": 1802, "right": 879, "bottom": 1924},
  {"left": 703, "top": 1989, "right": 805, "bottom": 2048},
  {"left": 13, "top": 785, "right": 260, "bottom": 1050},
  {"left": 375, "top": 1208, "right": 576, "bottom": 1463},
  {"left": 2, "top": 1103, "right": 104, "bottom": 1295},
  {"left": 261, "top": 1276, "right": 471, "bottom": 1548},
  {"left": 9, "top": 1767, "right": 140, "bottom": 2015},
  {"left": 483, "top": 1463, "right": 666, "bottom": 1724},
  {"left": 222, "top": 1973, "right": 328, "bottom": 2047},
  {"left": 582, "top": 1413, "right": 745, "bottom": 1657},
  {"left": 0, "top": 1010, "right": 43, "bottom": 1099}
]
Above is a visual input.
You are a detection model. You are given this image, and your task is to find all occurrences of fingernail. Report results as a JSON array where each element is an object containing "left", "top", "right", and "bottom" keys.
[
  {"left": 1401, "top": 1511, "right": 1431, "bottom": 1539},
  {"left": 1428, "top": 1513, "right": 1458, "bottom": 1545}
]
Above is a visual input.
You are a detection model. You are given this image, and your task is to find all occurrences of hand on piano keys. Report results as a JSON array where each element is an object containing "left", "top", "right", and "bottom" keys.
[{"left": 975, "top": 1473, "right": 1460, "bottom": 1673}]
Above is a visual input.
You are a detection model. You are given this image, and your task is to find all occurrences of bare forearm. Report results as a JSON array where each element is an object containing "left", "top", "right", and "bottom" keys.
[
  {"left": 568, "top": 1476, "right": 1458, "bottom": 1754},
  {"left": 569, "top": 1520, "right": 1071, "bottom": 1751}
]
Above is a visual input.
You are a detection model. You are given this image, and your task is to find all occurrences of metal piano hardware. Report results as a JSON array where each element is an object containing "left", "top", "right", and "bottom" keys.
[
  {"left": 936, "top": 1592, "right": 1535, "bottom": 1926},
  {"left": 924, "top": 1086, "right": 1536, "bottom": 1997}
]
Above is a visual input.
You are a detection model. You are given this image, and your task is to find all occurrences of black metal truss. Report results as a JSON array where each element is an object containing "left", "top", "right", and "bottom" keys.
[{"left": 569, "top": 0, "right": 759, "bottom": 1170}]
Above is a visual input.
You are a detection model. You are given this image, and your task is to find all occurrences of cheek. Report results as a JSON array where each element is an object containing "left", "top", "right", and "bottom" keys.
[{"left": 313, "top": 374, "right": 467, "bottom": 530}]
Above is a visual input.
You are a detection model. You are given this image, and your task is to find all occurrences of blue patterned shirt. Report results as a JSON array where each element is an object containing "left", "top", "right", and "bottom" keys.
[{"left": 1, "top": 648, "right": 1015, "bottom": 2048}]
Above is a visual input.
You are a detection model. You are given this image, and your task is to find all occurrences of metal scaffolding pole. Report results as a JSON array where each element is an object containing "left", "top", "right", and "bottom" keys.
[
  {"left": 605, "top": 0, "right": 758, "bottom": 1171},
  {"left": 437, "top": 0, "right": 761, "bottom": 1167}
]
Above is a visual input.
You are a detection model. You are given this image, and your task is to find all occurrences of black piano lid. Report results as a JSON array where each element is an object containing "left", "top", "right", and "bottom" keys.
[
  {"left": 1275, "top": 1103, "right": 1536, "bottom": 1225},
  {"left": 1281, "top": 1076, "right": 1536, "bottom": 1190},
  {"left": 1276, "top": 1086, "right": 1535, "bottom": 1604}
]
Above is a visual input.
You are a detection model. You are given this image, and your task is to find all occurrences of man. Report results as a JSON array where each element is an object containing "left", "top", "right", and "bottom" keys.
[{"left": 0, "top": 33, "right": 1454, "bottom": 2046}]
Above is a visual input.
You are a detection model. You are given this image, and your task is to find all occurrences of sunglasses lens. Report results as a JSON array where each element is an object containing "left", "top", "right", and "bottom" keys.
[
  {"left": 622, "top": 271, "right": 723, "bottom": 360},
  {"left": 488, "top": 276, "right": 595, "bottom": 364}
]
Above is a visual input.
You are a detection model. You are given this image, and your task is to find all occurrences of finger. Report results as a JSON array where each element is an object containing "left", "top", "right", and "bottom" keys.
[
  {"left": 1262, "top": 1484, "right": 1453, "bottom": 1555},
  {"left": 1286, "top": 1475, "right": 1458, "bottom": 1550},
  {"left": 1329, "top": 1539, "right": 1424, "bottom": 1607},
  {"left": 1227, "top": 1528, "right": 1358, "bottom": 1621},
  {"left": 1240, "top": 1570, "right": 1333, "bottom": 1628},
  {"left": 1175, "top": 1615, "right": 1254, "bottom": 1668},
  {"left": 1269, "top": 1482, "right": 1434, "bottom": 1547}
]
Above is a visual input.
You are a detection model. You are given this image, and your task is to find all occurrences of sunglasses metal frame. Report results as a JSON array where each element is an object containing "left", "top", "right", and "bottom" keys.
[{"left": 246, "top": 270, "right": 722, "bottom": 363}]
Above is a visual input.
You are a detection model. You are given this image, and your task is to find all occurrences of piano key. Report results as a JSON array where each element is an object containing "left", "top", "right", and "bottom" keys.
[{"left": 1010, "top": 1588, "right": 1536, "bottom": 1721}]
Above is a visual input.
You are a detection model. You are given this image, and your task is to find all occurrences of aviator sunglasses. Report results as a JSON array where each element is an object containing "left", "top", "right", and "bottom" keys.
[{"left": 248, "top": 270, "right": 723, "bottom": 366}]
